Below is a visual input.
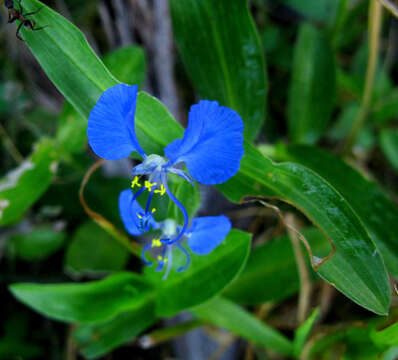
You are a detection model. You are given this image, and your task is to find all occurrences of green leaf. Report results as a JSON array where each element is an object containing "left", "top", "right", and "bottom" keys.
[
  {"left": 8, "top": 227, "right": 65, "bottom": 261},
  {"left": 9, "top": 273, "right": 153, "bottom": 324},
  {"left": 219, "top": 143, "right": 390, "bottom": 315},
  {"left": 64, "top": 221, "right": 129, "bottom": 276},
  {"left": 0, "top": 138, "right": 58, "bottom": 226},
  {"left": 275, "top": 144, "right": 398, "bottom": 279},
  {"left": 144, "top": 229, "right": 251, "bottom": 317},
  {"left": 279, "top": 0, "right": 339, "bottom": 22},
  {"left": 372, "top": 322, "right": 398, "bottom": 346},
  {"left": 74, "top": 301, "right": 155, "bottom": 359},
  {"left": 103, "top": 46, "right": 146, "bottom": 86},
  {"left": 380, "top": 129, "right": 398, "bottom": 173},
  {"left": 170, "top": 0, "right": 267, "bottom": 140},
  {"left": 224, "top": 228, "right": 329, "bottom": 304},
  {"left": 293, "top": 308, "right": 320, "bottom": 356},
  {"left": 19, "top": 1, "right": 183, "bottom": 159},
  {"left": 192, "top": 297, "right": 293, "bottom": 356},
  {"left": 18, "top": 0, "right": 117, "bottom": 118},
  {"left": 288, "top": 24, "right": 336, "bottom": 144}
]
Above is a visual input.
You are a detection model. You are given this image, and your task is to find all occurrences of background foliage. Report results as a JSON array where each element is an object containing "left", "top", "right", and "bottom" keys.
[{"left": 0, "top": 0, "right": 398, "bottom": 359}]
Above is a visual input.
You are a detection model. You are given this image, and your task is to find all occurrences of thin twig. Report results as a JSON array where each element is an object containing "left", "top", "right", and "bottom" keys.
[
  {"left": 113, "top": 0, "right": 133, "bottom": 45},
  {"left": 0, "top": 122, "right": 24, "bottom": 163},
  {"left": 65, "top": 324, "right": 77, "bottom": 360},
  {"left": 206, "top": 333, "right": 236, "bottom": 360},
  {"left": 343, "top": 0, "right": 383, "bottom": 154},
  {"left": 243, "top": 197, "right": 336, "bottom": 271},
  {"left": 379, "top": 0, "right": 398, "bottom": 18},
  {"left": 98, "top": 0, "right": 116, "bottom": 49},
  {"left": 79, "top": 159, "right": 141, "bottom": 258},
  {"left": 153, "top": 0, "right": 182, "bottom": 122},
  {"left": 286, "top": 213, "right": 312, "bottom": 324},
  {"left": 138, "top": 319, "right": 203, "bottom": 348}
]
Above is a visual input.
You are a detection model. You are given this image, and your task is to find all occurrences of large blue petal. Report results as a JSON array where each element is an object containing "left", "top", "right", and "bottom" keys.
[
  {"left": 118, "top": 189, "right": 157, "bottom": 235},
  {"left": 87, "top": 84, "right": 146, "bottom": 160},
  {"left": 187, "top": 215, "right": 231, "bottom": 255},
  {"left": 164, "top": 100, "right": 244, "bottom": 184}
]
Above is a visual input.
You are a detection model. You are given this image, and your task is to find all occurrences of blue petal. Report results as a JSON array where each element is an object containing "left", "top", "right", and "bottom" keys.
[
  {"left": 187, "top": 215, "right": 231, "bottom": 255},
  {"left": 118, "top": 189, "right": 157, "bottom": 235},
  {"left": 164, "top": 100, "right": 244, "bottom": 184},
  {"left": 87, "top": 84, "right": 146, "bottom": 160}
]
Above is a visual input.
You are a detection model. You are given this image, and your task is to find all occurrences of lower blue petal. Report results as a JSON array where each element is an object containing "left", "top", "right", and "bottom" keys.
[
  {"left": 87, "top": 84, "right": 146, "bottom": 160},
  {"left": 188, "top": 215, "right": 231, "bottom": 255},
  {"left": 164, "top": 100, "right": 244, "bottom": 184},
  {"left": 118, "top": 189, "right": 157, "bottom": 235}
]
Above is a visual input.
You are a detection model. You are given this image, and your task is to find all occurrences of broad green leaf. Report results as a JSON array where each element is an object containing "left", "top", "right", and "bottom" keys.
[
  {"left": 278, "top": 0, "right": 339, "bottom": 22},
  {"left": 170, "top": 0, "right": 267, "bottom": 140},
  {"left": 103, "top": 46, "right": 146, "bottom": 86},
  {"left": 9, "top": 273, "right": 153, "bottom": 324},
  {"left": 293, "top": 308, "right": 320, "bottom": 356},
  {"left": 16, "top": 1, "right": 183, "bottom": 158},
  {"left": 0, "top": 138, "right": 58, "bottom": 226},
  {"left": 380, "top": 129, "right": 398, "bottom": 173},
  {"left": 372, "top": 322, "right": 398, "bottom": 346},
  {"left": 219, "top": 143, "right": 390, "bottom": 315},
  {"left": 275, "top": 144, "right": 398, "bottom": 279},
  {"left": 8, "top": 227, "right": 65, "bottom": 261},
  {"left": 224, "top": 228, "right": 330, "bottom": 304},
  {"left": 288, "top": 24, "right": 336, "bottom": 144},
  {"left": 134, "top": 91, "right": 183, "bottom": 155},
  {"left": 192, "top": 297, "right": 293, "bottom": 356},
  {"left": 144, "top": 230, "right": 251, "bottom": 317},
  {"left": 19, "top": 0, "right": 117, "bottom": 118},
  {"left": 64, "top": 221, "right": 129, "bottom": 276},
  {"left": 74, "top": 301, "right": 155, "bottom": 359}
]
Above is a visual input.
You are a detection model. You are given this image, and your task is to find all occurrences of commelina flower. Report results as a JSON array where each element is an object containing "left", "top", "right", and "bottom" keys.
[
  {"left": 119, "top": 189, "right": 231, "bottom": 278},
  {"left": 87, "top": 83, "right": 243, "bottom": 247}
]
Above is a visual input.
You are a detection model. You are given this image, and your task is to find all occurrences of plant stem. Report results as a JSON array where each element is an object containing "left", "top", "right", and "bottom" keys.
[
  {"left": 378, "top": 0, "right": 398, "bottom": 18},
  {"left": 286, "top": 213, "right": 312, "bottom": 324},
  {"left": 343, "top": 0, "right": 382, "bottom": 155},
  {"left": 79, "top": 159, "right": 142, "bottom": 258},
  {"left": 0, "top": 122, "right": 23, "bottom": 164}
]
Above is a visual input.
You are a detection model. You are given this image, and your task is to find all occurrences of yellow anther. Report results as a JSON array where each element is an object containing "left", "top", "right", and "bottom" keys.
[
  {"left": 154, "top": 184, "right": 166, "bottom": 196},
  {"left": 151, "top": 208, "right": 157, "bottom": 214},
  {"left": 144, "top": 181, "right": 158, "bottom": 192},
  {"left": 131, "top": 176, "right": 142, "bottom": 188},
  {"left": 151, "top": 238, "right": 162, "bottom": 247},
  {"left": 157, "top": 255, "right": 167, "bottom": 263},
  {"left": 137, "top": 213, "right": 142, "bottom": 219}
]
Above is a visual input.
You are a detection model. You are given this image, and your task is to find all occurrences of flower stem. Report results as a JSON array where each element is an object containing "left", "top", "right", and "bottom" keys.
[
  {"left": 79, "top": 159, "right": 141, "bottom": 258},
  {"left": 343, "top": 0, "right": 382, "bottom": 155}
]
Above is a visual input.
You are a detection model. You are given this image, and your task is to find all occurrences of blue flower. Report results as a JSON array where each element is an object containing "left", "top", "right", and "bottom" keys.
[
  {"left": 119, "top": 189, "right": 231, "bottom": 277},
  {"left": 88, "top": 84, "right": 243, "bottom": 245}
]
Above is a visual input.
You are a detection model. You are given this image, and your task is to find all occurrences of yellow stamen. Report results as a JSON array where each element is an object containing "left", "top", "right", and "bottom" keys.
[
  {"left": 131, "top": 176, "right": 142, "bottom": 188},
  {"left": 157, "top": 255, "right": 167, "bottom": 263},
  {"left": 154, "top": 184, "right": 166, "bottom": 196},
  {"left": 137, "top": 213, "right": 142, "bottom": 219},
  {"left": 144, "top": 181, "right": 158, "bottom": 192},
  {"left": 151, "top": 208, "right": 157, "bottom": 214},
  {"left": 152, "top": 238, "right": 162, "bottom": 247}
]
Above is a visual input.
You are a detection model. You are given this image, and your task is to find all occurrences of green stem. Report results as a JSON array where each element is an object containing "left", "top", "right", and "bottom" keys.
[{"left": 343, "top": 0, "right": 382, "bottom": 155}]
